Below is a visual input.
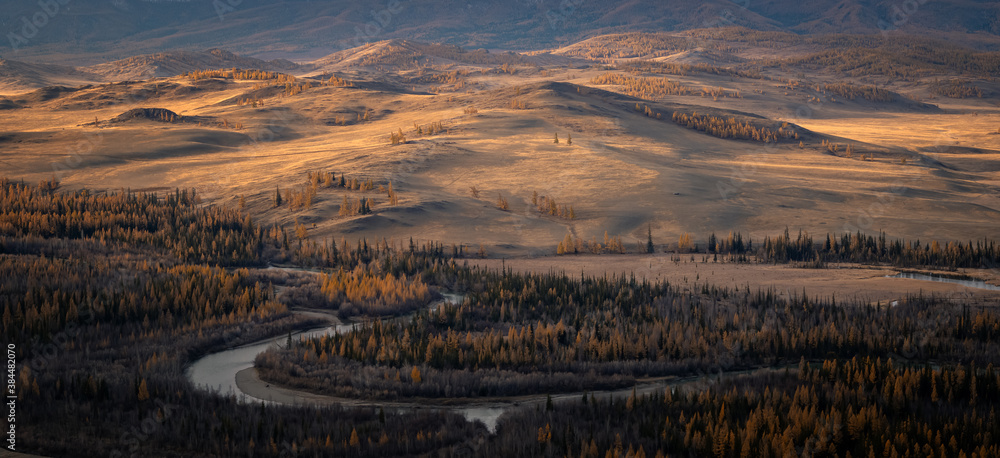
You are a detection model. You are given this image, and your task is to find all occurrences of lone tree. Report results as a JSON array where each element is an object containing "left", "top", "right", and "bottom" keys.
[
  {"left": 554, "top": 133, "right": 559, "bottom": 144},
  {"left": 273, "top": 186, "right": 283, "bottom": 207},
  {"left": 646, "top": 225, "right": 655, "bottom": 253}
]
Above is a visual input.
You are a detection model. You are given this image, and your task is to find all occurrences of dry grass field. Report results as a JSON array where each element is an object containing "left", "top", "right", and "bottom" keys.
[{"left": 2, "top": 39, "right": 998, "bottom": 261}]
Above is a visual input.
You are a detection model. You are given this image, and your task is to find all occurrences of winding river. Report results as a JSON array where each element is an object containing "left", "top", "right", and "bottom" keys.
[
  {"left": 185, "top": 293, "right": 519, "bottom": 429},
  {"left": 185, "top": 265, "right": 1000, "bottom": 432},
  {"left": 887, "top": 272, "right": 1000, "bottom": 291},
  {"left": 186, "top": 292, "right": 773, "bottom": 432}
]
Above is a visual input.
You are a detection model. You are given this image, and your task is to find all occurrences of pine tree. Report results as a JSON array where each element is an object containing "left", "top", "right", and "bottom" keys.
[
  {"left": 273, "top": 187, "right": 283, "bottom": 207},
  {"left": 554, "top": 133, "right": 559, "bottom": 144},
  {"left": 647, "top": 225, "right": 655, "bottom": 253}
]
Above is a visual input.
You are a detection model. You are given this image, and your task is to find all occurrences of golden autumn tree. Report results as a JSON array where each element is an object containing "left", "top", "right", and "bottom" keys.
[
  {"left": 137, "top": 378, "right": 150, "bottom": 401},
  {"left": 349, "top": 428, "right": 360, "bottom": 447}
]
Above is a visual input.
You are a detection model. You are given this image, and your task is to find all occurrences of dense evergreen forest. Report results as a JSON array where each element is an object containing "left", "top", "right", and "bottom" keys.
[
  {"left": 2, "top": 178, "right": 999, "bottom": 457},
  {"left": 552, "top": 228, "right": 1000, "bottom": 272},
  {"left": 740, "top": 229, "right": 999, "bottom": 270},
  {"left": 258, "top": 266, "right": 1000, "bottom": 399},
  {"left": 482, "top": 358, "right": 1000, "bottom": 457},
  {"left": 0, "top": 179, "right": 481, "bottom": 457}
]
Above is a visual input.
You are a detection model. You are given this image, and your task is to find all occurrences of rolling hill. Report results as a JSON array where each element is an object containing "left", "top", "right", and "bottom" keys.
[
  {"left": 84, "top": 48, "right": 300, "bottom": 81},
  {"left": 1, "top": 50, "right": 997, "bottom": 254},
  {"left": 0, "top": 57, "right": 102, "bottom": 93}
]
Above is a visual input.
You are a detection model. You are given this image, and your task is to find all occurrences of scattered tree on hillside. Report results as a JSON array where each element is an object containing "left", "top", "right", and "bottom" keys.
[
  {"left": 390, "top": 129, "right": 407, "bottom": 145},
  {"left": 496, "top": 193, "right": 509, "bottom": 211}
]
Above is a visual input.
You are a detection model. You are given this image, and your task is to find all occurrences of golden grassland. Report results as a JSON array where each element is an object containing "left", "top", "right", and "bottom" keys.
[{"left": 1, "top": 41, "right": 997, "bottom": 260}]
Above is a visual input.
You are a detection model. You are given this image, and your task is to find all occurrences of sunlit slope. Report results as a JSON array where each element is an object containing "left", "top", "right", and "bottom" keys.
[{"left": 0, "top": 67, "right": 997, "bottom": 254}]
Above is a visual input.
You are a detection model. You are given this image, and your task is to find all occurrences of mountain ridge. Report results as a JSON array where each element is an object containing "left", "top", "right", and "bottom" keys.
[{"left": 2, "top": 0, "right": 998, "bottom": 64}]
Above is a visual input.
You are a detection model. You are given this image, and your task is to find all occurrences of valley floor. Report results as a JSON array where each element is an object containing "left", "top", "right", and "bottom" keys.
[{"left": 473, "top": 255, "right": 1000, "bottom": 304}]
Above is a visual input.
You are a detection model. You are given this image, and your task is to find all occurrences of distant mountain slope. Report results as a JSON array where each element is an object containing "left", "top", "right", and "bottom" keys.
[
  {"left": 0, "top": 48, "right": 302, "bottom": 94},
  {"left": 746, "top": 0, "right": 1000, "bottom": 36},
  {"left": 1, "top": 0, "right": 997, "bottom": 63},
  {"left": 556, "top": 29, "right": 1000, "bottom": 78},
  {"left": 311, "top": 39, "right": 532, "bottom": 72},
  {"left": 0, "top": 57, "right": 102, "bottom": 93},
  {"left": 84, "top": 49, "right": 300, "bottom": 81}
]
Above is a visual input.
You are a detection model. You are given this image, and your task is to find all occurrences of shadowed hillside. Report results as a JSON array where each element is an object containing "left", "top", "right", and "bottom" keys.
[{"left": 2, "top": 0, "right": 998, "bottom": 63}]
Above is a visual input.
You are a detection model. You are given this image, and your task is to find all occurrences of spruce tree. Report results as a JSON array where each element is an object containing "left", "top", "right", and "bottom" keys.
[{"left": 647, "top": 225, "right": 655, "bottom": 253}]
